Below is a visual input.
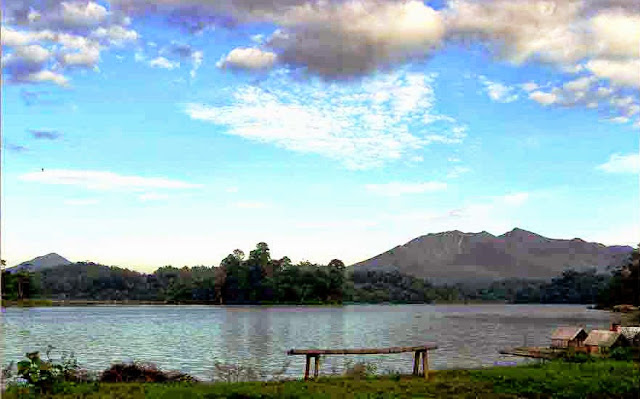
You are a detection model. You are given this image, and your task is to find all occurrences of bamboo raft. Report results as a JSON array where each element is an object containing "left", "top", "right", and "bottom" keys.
[
  {"left": 287, "top": 344, "right": 437, "bottom": 380},
  {"left": 499, "top": 347, "right": 564, "bottom": 360}
]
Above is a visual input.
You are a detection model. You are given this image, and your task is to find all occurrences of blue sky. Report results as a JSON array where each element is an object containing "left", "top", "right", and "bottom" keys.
[{"left": 1, "top": 0, "right": 639, "bottom": 271}]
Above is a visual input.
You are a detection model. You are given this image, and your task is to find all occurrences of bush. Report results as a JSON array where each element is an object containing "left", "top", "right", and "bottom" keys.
[
  {"left": 610, "top": 347, "right": 633, "bottom": 361},
  {"left": 343, "top": 361, "right": 377, "bottom": 379},
  {"left": 14, "top": 350, "right": 80, "bottom": 393},
  {"left": 560, "top": 351, "right": 593, "bottom": 363},
  {"left": 100, "top": 362, "right": 197, "bottom": 383}
]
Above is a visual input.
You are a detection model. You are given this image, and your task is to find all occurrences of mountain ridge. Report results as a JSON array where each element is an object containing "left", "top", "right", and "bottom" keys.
[
  {"left": 351, "top": 228, "right": 633, "bottom": 283},
  {"left": 7, "top": 253, "right": 72, "bottom": 273}
]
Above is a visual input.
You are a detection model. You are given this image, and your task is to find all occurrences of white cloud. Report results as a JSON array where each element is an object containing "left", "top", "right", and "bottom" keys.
[
  {"left": 149, "top": 56, "right": 180, "bottom": 70},
  {"left": 185, "top": 70, "right": 465, "bottom": 169},
  {"left": 563, "top": 76, "right": 596, "bottom": 92},
  {"left": 529, "top": 90, "right": 558, "bottom": 105},
  {"left": 92, "top": 25, "right": 139, "bottom": 45},
  {"left": 190, "top": 50, "right": 203, "bottom": 78},
  {"left": 217, "top": 47, "right": 277, "bottom": 70},
  {"left": 590, "top": 10, "right": 640, "bottom": 59},
  {"left": 233, "top": 201, "right": 268, "bottom": 209},
  {"left": 586, "top": 59, "right": 640, "bottom": 88},
  {"left": 59, "top": 1, "right": 109, "bottom": 28},
  {"left": 225, "top": 187, "right": 239, "bottom": 193},
  {"left": 365, "top": 181, "right": 447, "bottom": 196},
  {"left": 19, "top": 169, "right": 202, "bottom": 190},
  {"left": 596, "top": 153, "right": 640, "bottom": 174},
  {"left": 23, "top": 70, "right": 70, "bottom": 86},
  {"left": 447, "top": 166, "right": 471, "bottom": 178},
  {"left": 521, "top": 82, "right": 539, "bottom": 92},
  {"left": 60, "top": 46, "right": 101, "bottom": 67},
  {"left": 138, "top": 192, "right": 170, "bottom": 201},
  {"left": 607, "top": 116, "right": 630, "bottom": 124},
  {"left": 484, "top": 80, "right": 518, "bottom": 103}
]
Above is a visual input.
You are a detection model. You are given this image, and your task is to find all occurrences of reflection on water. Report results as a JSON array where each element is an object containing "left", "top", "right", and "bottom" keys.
[{"left": 1, "top": 304, "right": 613, "bottom": 380}]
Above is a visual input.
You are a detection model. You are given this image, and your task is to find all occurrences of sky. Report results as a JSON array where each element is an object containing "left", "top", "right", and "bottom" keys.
[{"left": 1, "top": 0, "right": 639, "bottom": 272}]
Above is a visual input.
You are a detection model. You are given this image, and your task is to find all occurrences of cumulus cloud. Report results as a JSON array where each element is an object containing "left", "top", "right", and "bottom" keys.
[
  {"left": 91, "top": 25, "right": 139, "bottom": 45},
  {"left": 586, "top": 59, "right": 640, "bottom": 88},
  {"left": 2, "top": 1, "right": 138, "bottom": 86},
  {"left": 149, "top": 56, "right": 179, "bottom": 70},
  {"left": 267, "top": 0, "right": 445, "bottom": 78},
  {"left": 479, "top": 76, "right": 518, "bottom": 103},
  {"left": 596, "top": 153, "right": 640, "bottom": 173},
  {"left": 529, "top": 90, "right": 558, "bottom": 105},
  {"left": 19, "top": 169, "right": 202, "bottom": 191},
  {"left": 217, "top": 47, "right": 277, "bottom": 70},
  {"left": 365, "top": 181, "right": 447, "bottom": 196},
  {"left": 20, "top": 70, "right": 70, "bottom": 86},
  {"left": 184, "top": 69, "right": 466, "bottom": 169}
]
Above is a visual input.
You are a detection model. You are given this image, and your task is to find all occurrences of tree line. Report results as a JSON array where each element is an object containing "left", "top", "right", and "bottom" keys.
[{"left": 2, "top": 243, "right": 638, "bottom": 307}]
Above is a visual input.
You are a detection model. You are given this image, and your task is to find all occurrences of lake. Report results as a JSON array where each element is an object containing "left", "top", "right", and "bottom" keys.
[{"left": 1, "top": 304, "right": 614, "bottom": 381}]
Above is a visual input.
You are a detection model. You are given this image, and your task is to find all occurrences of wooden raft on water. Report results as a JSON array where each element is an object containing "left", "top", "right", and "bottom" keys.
[
  {"left": 499, "top": 347, "right": 561, "bottom": 360},
  {"left": 287, "top": 344, "right": 437, "bottom": 380}
]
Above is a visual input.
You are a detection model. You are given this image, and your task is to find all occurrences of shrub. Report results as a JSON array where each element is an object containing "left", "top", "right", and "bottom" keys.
[
  {"left": 560, "top": 351, "right": 593, "bottom": 363},
  {"left": 610, "top": 347, "right": 633, "bottom": 361},
  {"left": 15, "top": 350, "right": 80, "bottom": 393},
  {"left": 343, "top": 361, "right": 377, "bottom": 379},
  {"left": 100, "top": 362, "right": 197, "bottom": 383}
]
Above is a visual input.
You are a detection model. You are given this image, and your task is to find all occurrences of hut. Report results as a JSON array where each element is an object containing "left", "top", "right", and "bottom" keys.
[
  {"left": 583, "top": 330, "right": 629, "bottom": 354},
  {"left": 619, "top": 327, "right": 640, "bottom": 347},
  {"left": 550, "top": 326, "right": 588, "bottom": 348}
]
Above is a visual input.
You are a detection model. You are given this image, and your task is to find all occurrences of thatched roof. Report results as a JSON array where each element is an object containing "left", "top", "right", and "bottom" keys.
[
  {"left": 551, "top": 326, "right": 586, "bottom": 341},
  {"left": 619, "top": 327, "right": 640, "bottom": 340},
  {"left": 584, "top": 330, "right": 624, "bottom": 347}
]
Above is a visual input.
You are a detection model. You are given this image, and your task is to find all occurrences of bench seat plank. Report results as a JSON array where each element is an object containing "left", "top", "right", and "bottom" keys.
[{"left": 287, "top": 344, "right": 437, "bottom": 355}]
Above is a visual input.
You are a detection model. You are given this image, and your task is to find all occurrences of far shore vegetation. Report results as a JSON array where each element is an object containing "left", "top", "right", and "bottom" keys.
[{"left": 2, "top": 243, "right": 638, "bottom": 309}]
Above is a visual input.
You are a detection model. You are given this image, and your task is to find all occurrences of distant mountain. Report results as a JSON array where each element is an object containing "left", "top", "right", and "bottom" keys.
[
  {"left": 351, "top": 228, "right": 633, "bottom": 284},
  {"left": 7, "top": 253, "right": 72, "bottom": 273}
]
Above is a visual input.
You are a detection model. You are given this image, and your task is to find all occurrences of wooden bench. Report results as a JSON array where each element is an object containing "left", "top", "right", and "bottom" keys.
[{"left": 287, "top": 344, "right": 437, "bottom": 380}]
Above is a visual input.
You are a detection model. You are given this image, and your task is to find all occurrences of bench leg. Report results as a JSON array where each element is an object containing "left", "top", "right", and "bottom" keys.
[
  {"left": 413, "top": 351, "right": 420, "bottom": 375},
  {"left": 314, "top": 355, "right": 320, "bottom": 378},
  {"left": 422, "top": 351, "right": 429, "bottom": 380},
  {"left": 304, "top": 355, "right": 310, "bottom": 380}
]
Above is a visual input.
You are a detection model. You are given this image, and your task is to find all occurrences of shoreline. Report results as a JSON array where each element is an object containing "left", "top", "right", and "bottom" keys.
[{"left": 2, "top": 299, "right": 585, "bottom": 308}]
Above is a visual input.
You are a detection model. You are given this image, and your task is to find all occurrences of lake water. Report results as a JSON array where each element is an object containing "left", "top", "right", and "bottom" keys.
[{"left": 1, "top": 304, "right": 615, "bottom": 381}]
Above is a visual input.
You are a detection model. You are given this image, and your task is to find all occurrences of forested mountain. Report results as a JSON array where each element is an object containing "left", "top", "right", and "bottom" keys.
[{"left": 352, "top": 228, "right": 633, "bottom": 283}]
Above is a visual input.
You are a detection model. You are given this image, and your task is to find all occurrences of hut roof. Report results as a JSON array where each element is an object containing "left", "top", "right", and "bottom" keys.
[
  {"left": 584, "top": 330, "right": 624, "bottom": 347},
  {"left": 551, "top": 326, "right": 586, "bottom": 341},
  {"left": 619, "top": 327, "right": 640, "bottom": 340}
]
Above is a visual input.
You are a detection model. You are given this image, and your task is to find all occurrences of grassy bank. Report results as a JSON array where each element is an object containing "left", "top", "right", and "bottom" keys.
[{"left": 3, "top": 360, "right": 638, "bottom": 399}]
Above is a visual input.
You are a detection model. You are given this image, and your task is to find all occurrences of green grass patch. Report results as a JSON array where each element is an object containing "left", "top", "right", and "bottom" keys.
[
  {"left": 3, "top": 360, "right": 638, "bottom": 399},
  {"left": 471, "top": 359, "right": 640, "bottom": 399}
]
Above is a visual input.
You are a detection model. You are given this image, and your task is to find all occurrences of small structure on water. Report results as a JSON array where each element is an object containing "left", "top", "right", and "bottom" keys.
[
  {"left": 583, "top": 330, "right": 629, "bottom": 354},
  {"left": 550, "top": 326, "right": 588, "bottom": 348}
]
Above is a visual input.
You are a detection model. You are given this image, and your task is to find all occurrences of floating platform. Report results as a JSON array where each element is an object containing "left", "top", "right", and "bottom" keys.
[{"left": 499, "top": 347, "right": 565, "bottom": 360}]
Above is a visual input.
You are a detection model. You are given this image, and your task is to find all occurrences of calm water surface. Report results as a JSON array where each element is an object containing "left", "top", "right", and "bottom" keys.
[{"left": 1, "top": 304, "right": 614, "bottom": 380}]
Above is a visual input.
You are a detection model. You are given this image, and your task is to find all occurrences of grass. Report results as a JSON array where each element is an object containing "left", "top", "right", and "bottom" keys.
[{"left": 3, "top": 360, "right": 638, "bottom": 399}]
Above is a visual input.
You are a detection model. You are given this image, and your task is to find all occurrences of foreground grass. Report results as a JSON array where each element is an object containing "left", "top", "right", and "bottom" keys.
[{"left": 4, "top": 360, "right": 639, "bottom": 399}]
